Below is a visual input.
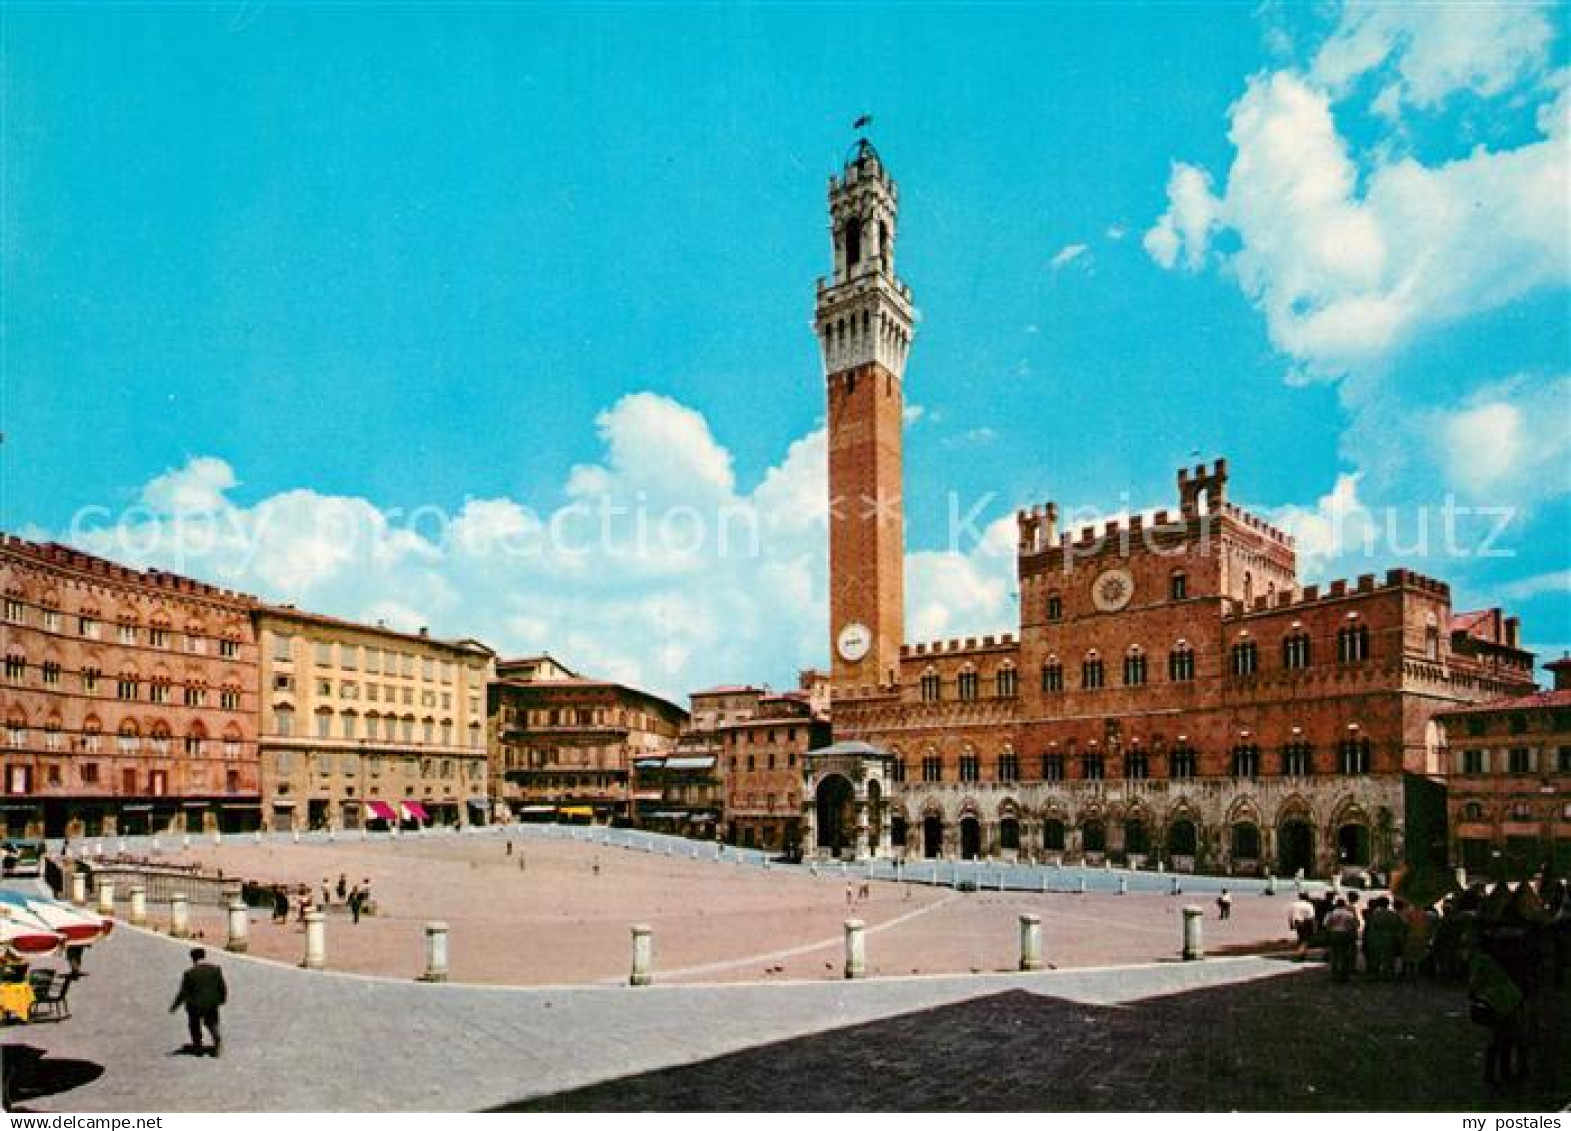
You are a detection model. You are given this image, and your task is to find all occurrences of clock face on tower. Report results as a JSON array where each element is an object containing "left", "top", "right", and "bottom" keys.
[
  {"left": 837, "top": 622, "right": 873, "bottom": 663},
  {"left": 1092, "top": 568, "right": 1135, "bottom": 613}
]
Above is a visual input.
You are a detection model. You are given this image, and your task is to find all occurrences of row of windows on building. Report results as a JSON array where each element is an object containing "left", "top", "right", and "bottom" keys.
[
  {"left": 1457, "top": 710, "right": 1571, "bottom": 737},
  {"left": 729, "top": 749, "right": 800, "bottom": 772},
  {"left": 510, "top": 773, "right": 623, "bottom": 792},
  {"left": 729, "top": 791, "right": 787, "bottom": 811},
  {"left": 5, "top": 715, "right": 242, "bottom": 758},
  {"left": 1459, "top": 799, "right": 1571, "bottom": 823},
  {"left": 886, "top": 738, "right": 1376, "bottom": 784},
  {"left": 273, "top": 672, "right": 466, "bottom": 712},
  {"left": 272, "top": 748, "right": 483, "bottom": 780},
  {"left": 503, "top": 705, "right": 657, "bottom": 729},
  {"left": 916, "top": 628, "right": 1375, "bottom": 703},
  {"left": 4, "top": 655, "right": 246, "bottom": 707},
  {"left": 3, "top": 597, "right": 241, "bottom": 656},
  {"left": 270, "top": 635, "right": 464, "bottom": 684},
  {"left": 3, "top": 763, "right": 243, "bottom": 795},
  {"left": 1458, "top": 746, "right": 1571, "bottom": 775},
  {"left": 270, "top": 706, "right": 482, "bottom": 747}
]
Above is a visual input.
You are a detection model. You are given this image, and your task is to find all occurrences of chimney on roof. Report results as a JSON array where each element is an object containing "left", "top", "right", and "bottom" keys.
[
  {"left": 1548, "top": 653, "right": 1571, "bottom": 693},
  {"left": 419, "top": 626, "right": 429, "bottom": 638}
]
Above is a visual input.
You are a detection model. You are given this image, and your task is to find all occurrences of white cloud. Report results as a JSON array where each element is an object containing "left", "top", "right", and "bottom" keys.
[
  {"left": 1311, "top": 1, "right": 1557, "bottom": 111},
  {"left": 142, "top": 457, "right": 237, "bottom": 515},
  {"left": 1105, "top": 225, "right": 1126, "bottom": 241},
  {"left": 1049, "top": 243, "right": 1090, "bottom": 270},
  {"left": 1499, "top": 569, "right": 1571, "bottom": 602},
  {"left": 64, "top": 395, "right": 1019, "bottom": 703},
  {"left": 906, "top": 515, "right": 1016, "bottom": 644},
  {"left": 1143, "top": 163, "right": 1221, "bottom": 271},
  {"left": 1270, "top": 472, "right": 1379, "bottom": 581},
  {"left": 1145, "top": 14, "right": 1568, "bottom": 380},
  {"left": 1431, "top": 375, "right": 1571, "bottom": 501}
]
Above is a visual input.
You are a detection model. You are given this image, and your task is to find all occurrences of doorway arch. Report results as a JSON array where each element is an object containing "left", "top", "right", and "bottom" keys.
[
  {"left": 1337, "top": 822, "right": 1370, "bottom": 868},
  {"left": 815, "top": 774, "right": 855, "bottom": 857},
  {"left": 1278, "top": 818, "right": 1314, "bottom": 876},
  {"left": 922, "top": 813, "right": 944, "bottom": 858},
  {"left": 960, "top": 815, "right": 982, "bottom": 860}
]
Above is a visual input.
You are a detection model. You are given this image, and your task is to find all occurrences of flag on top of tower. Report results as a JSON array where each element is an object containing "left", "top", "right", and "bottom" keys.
[{"left": 852, "top": 114, "right": 872, "bottom": 132}]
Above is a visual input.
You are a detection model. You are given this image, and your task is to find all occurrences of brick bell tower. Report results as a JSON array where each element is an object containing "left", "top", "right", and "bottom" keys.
[{"left": 816, "top": 137, "right": 916, "bottom": 690}]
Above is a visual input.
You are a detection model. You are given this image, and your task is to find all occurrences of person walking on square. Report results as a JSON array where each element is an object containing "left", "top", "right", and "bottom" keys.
[
  {"left": 170, "top": 947, "right": 227, "bottom": 1057},
  {"left": 336, "top": 873, "right": 348, "bottom": 902},
  {"left": 1325, "top": 898, "right": 1359, "bottom": 983},
  {"left": 1289, "top": 893, "right": 1317, "bottom": 961},
  {"left": 320, "top": 877, "right": 333, "bottom": 908},
  {"left": 347, "top": 884, "right": 363, "bottom": 924},
  {"left": 1217, "top": 888, "right": 1232, "bottom": 920}
]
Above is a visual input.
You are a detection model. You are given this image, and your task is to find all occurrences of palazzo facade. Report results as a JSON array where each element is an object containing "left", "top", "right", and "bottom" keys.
[{"left": 808, "top": 142, "right": 1539, "bottom": 877}]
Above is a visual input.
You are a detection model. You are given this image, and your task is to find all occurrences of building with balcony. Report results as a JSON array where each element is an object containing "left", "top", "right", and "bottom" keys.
[{"left": 489, "top": 657, "right": 687, "bottom": 823}]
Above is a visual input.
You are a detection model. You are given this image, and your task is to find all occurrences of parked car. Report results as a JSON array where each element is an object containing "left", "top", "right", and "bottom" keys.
[{"left": 0, "top": 840, "right": 45, "bottom": 878}]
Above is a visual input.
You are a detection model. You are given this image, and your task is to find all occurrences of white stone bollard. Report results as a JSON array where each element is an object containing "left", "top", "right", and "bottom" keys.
[
  {"left": 1182, "top": 905, "right": 1204, "bottom": 960},
  {"left": 1157, "top": 860, "right": 1165, "bottom": 873},
  {"left": 421, "top": 921, "right": 449, "bottom": 982},
  {"left": 1170, "top": 876, "right": 1182, "bottom": 896},
  {"left": 1019, "top": 913, "right": 1044, "bottom": 971},
  {"left": 1040, "top": 874, "right": 1049, "bottom": 894},
  {"left": 629, "top": 924, "right": 653, "bottom": 986},
  {"left": 96, "top": 878, "right": 116, "bottom": 916},
  {"left": 182, "top": 834, "right": 191, "bottom": 851},
  {"left": 1117, "top": 877, "right": 1128, "bottom": 895},
  {"left": 128, "top": 884, "right": 148, "bottom": 926},
  {"left": 151, "top": 837, "right": 161, "bottom": 854},
  {"left": 1455, "top": 867, "right": 1468, "bottom": 889},
  {"left": 169, "top": 892, "right": 190, "bottom": 938},
  {"left": 303, "top": 910, "right": 326, "bottom": 970},
  {"left": 213, "top": 829, "right": 223, "bottom": 846},
  {"left": 844, "top": 918, "right": 866, "bottom": 980},
  {"left": 1265, "top": 875, "right": 1278, "bottom": 896},
  {"left": 292, "top": 828, "right": 300, "bottom": 844},
  {"left": 227, "top": 897, "right": 250, "bottom": 953},
  {"left": 254, "top": 830, "right": 263, "bottom": 844},
  {"left": 69, "top": 869, "right": 87, "bottom": 906}
]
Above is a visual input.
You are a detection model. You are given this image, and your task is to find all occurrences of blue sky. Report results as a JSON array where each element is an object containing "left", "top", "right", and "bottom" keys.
[{"left": 4, "top": 2, "right": 1567, "bottom": 698}]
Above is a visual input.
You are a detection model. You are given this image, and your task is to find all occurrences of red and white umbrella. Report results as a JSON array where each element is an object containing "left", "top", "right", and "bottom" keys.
[
  {"left": 0, "top": 907, "right": 66, "bottom": 957},
  {"left": 5, "top": 896, "right": 112, "bottom": 945}
]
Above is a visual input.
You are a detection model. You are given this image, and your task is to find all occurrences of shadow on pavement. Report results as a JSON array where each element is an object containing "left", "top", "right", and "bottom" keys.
[
  {"left": 2, "top": 1043, "right": 105, "bottom": 1110},
  {"left": 493, "top": 971, "right": 1570, "bottom": 1112}
]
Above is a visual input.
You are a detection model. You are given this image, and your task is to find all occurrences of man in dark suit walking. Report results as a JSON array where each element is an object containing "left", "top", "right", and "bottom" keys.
[{"left": 170, "top": 948, "right": 228, "bottom": 1057}]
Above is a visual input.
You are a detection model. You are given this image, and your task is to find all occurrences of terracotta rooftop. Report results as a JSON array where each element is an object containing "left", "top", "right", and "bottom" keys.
[{"left": 1436, "top": 688, "right": 1571, "bottom": 716}]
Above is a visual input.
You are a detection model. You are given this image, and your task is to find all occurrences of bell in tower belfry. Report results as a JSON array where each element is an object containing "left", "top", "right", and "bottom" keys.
[{"left": 816, "top": 137, "right": 917, "bottom": 692}]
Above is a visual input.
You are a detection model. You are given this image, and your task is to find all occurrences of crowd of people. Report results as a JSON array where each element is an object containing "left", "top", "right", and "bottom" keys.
[
  {"left": 262, "top": 873, "right": 374, "bottom": 926},
  {"left": 1287, "top": 875, "right": 1569, "bottom": 1091}
]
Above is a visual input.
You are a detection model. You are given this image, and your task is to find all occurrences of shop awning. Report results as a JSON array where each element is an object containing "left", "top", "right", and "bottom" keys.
[
  {"left": 517, "top": 805, "right": 555, "bottom": 814},
  {"left": 466, "top": 798, "right": 488, "bottom": 809},
  {"left": 270, "top": 800, "right": 296, "bottom": 808},
  {"left": 664, "top": 756, "right": 716, "bottom": 771},
  {"left": 400, "top": 800, "right": 430, "bottom": 821},
  {"left": 366, "top": 800, "right": 399, "bottom": 822},
  {"left": 181, "top": 801, "right": 209, "bottom": 808},
  {"left": 221, "top": 803, "right": 261, "bottom": 809},
  {"left": 560, "top": 806, "right": 595, "bottom": 818},
  {"left": 120, "top": 804, "right": 153, "bottom": 812}
]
